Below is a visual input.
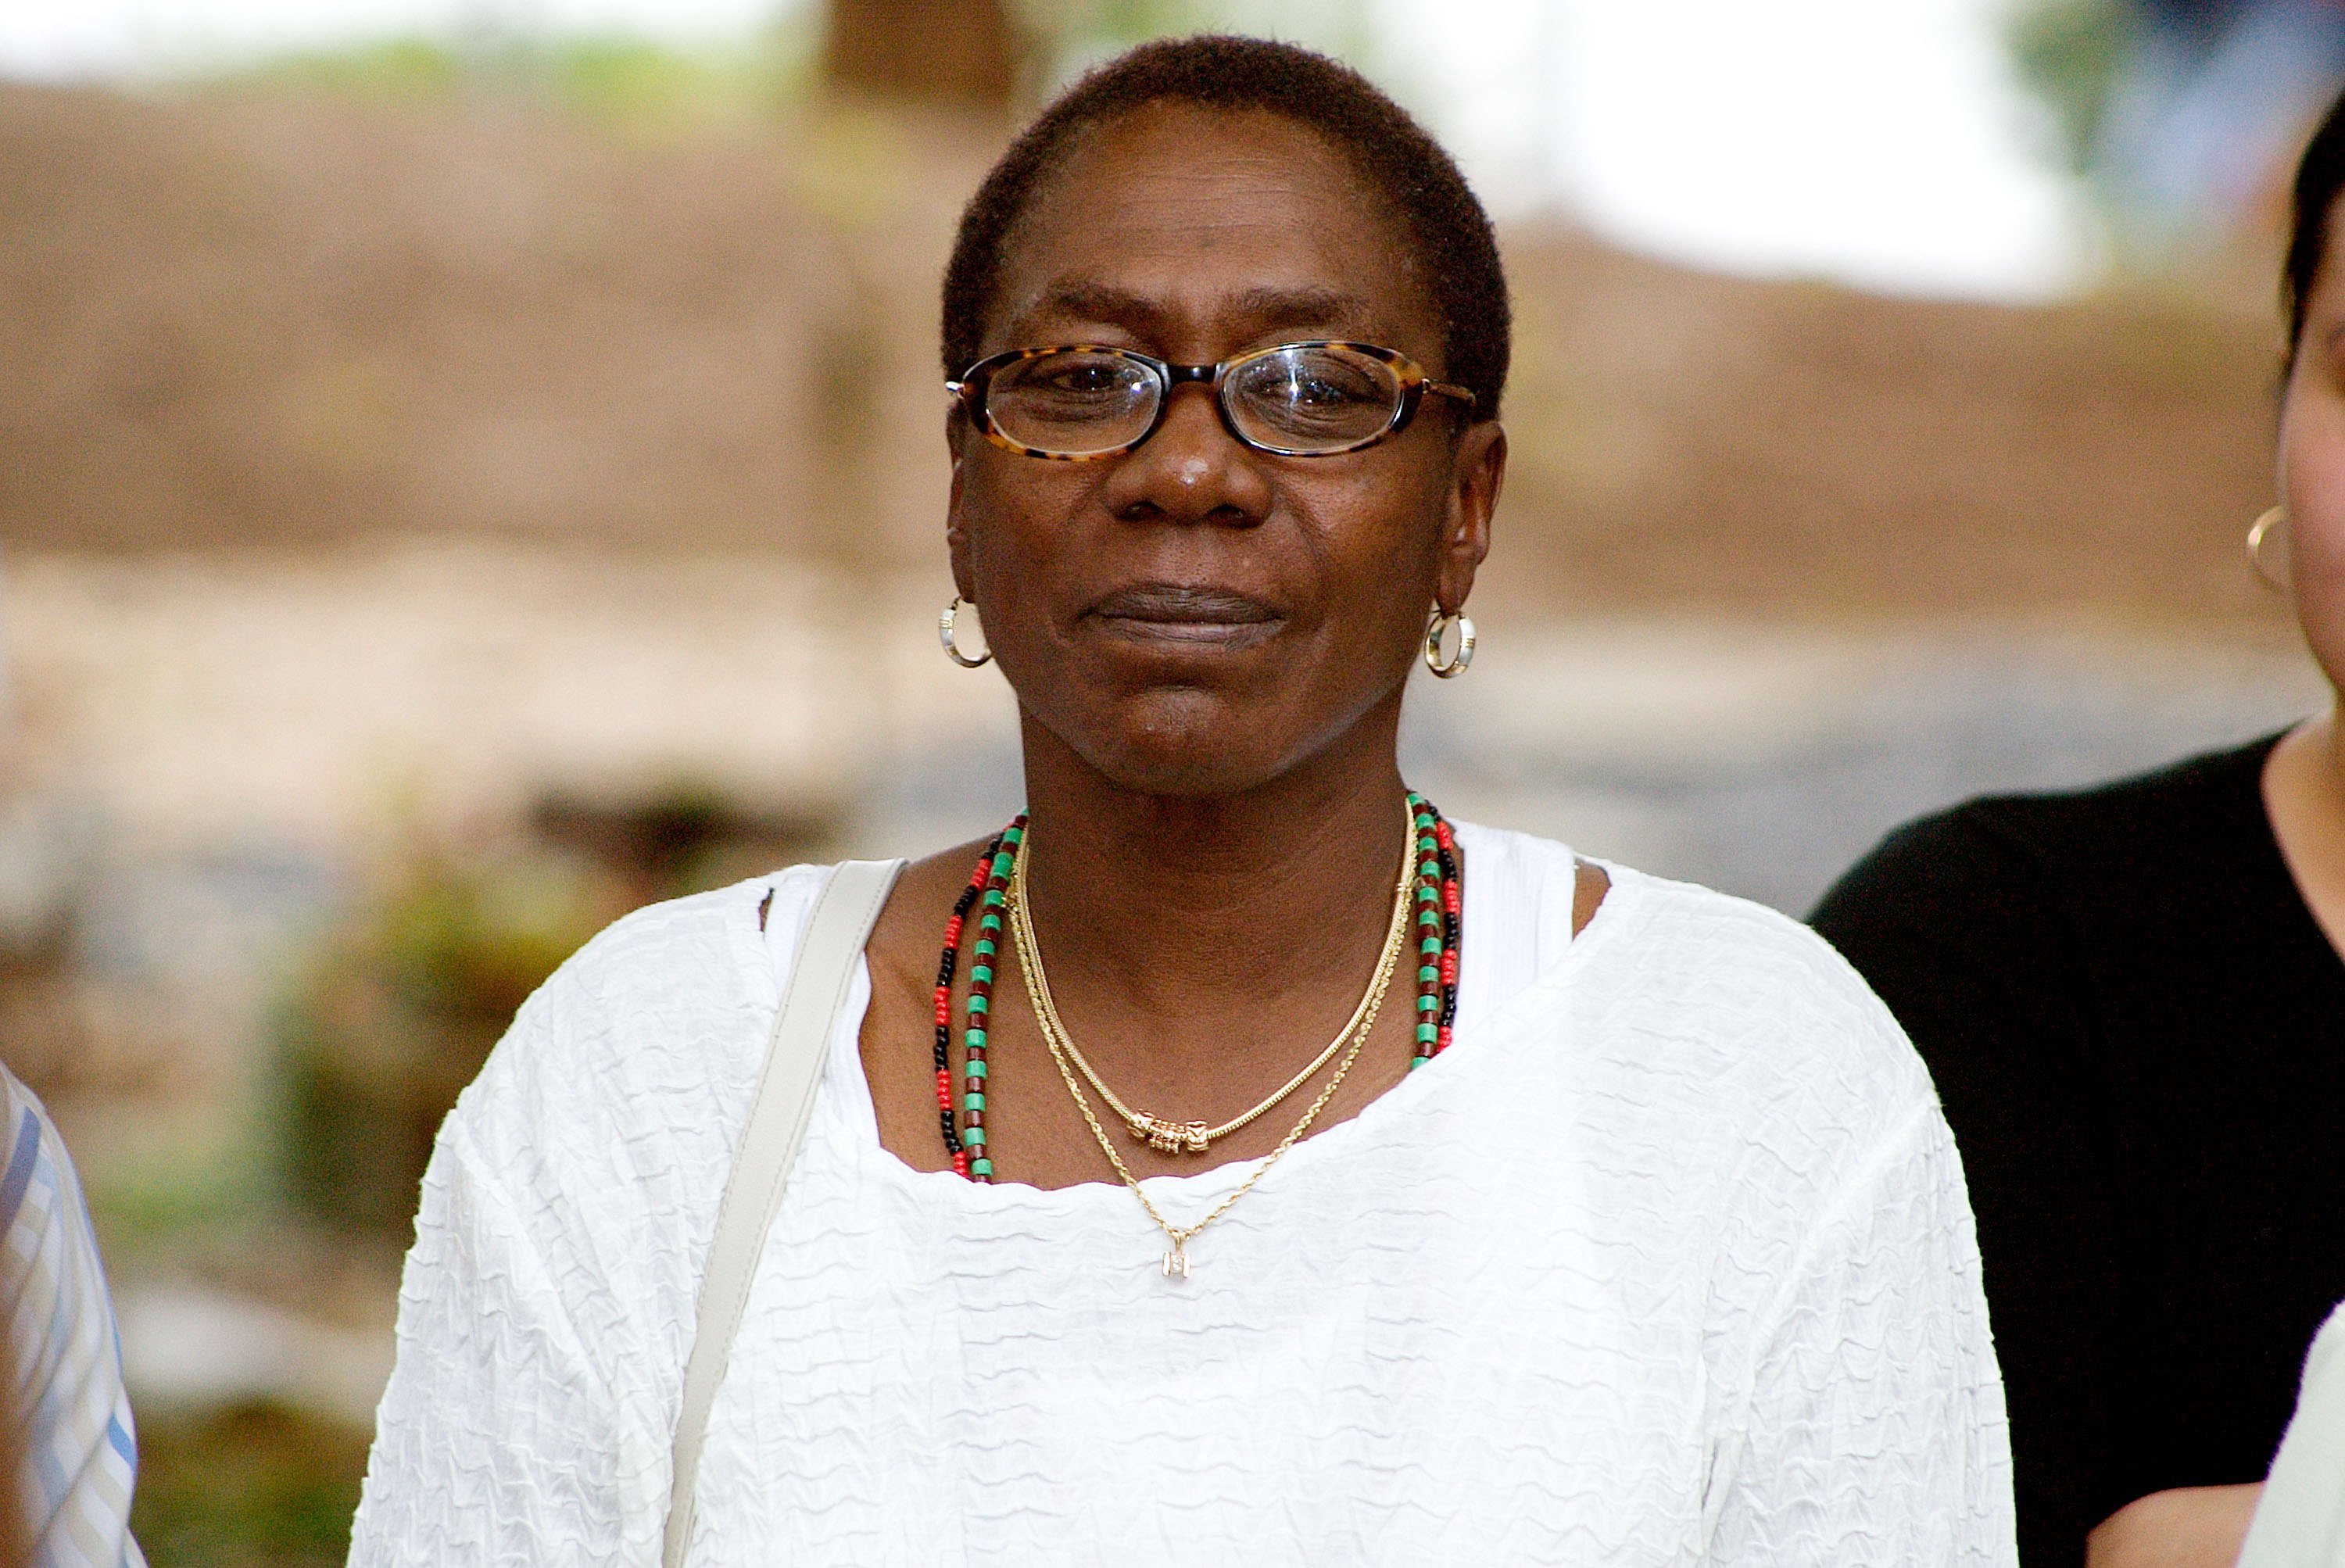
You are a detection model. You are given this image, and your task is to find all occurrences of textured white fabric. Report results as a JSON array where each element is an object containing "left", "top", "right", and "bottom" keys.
[{"left": 349, "top": 822, "right": 2015, "bottom": 1566}]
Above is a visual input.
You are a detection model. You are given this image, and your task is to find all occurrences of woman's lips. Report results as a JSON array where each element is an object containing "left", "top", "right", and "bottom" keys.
[{"left": 1086, "top": 584, "right": 1284, "bottom": 647}]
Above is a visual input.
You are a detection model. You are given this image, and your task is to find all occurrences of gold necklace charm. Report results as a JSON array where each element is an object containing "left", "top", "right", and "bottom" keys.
[
  {"left": 1006, "top": 815, "right": 1410, "bottom": 1278},
  {"left": 1132, "top": 1115, "right": 1212, "bottom": 1155}
]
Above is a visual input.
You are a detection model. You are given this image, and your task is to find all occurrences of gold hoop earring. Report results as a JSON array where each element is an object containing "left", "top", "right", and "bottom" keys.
[
  {"left": 939, "top": 596, "right": 991, "bottom": 668},
  {"left": 2248, "top": 506, "right": 2293, "bottom": 591},
  {"left": 1423, "top": 610, "right": 1475, "bottom": 678}
]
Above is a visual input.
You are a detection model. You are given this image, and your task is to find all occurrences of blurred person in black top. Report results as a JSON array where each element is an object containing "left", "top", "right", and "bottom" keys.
[{"left": 1812, "top": 83, "right": 2345, "bottom": 1568}]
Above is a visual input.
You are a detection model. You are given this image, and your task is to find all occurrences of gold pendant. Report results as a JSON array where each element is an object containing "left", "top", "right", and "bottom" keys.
[
  {"left": 1128, "top": 1114, "right": 1212, "bottom": 1155},
  {"left": 1161, "top": 1244, "right": 1191, "bottom": 1280}
]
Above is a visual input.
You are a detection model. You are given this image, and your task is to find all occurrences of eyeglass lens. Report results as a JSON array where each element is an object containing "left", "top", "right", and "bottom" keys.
[{"left": 983, "top": 345, "right": 1405, "bottom": 456}]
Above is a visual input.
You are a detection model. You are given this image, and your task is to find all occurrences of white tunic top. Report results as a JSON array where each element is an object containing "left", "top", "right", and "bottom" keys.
[{"left": 349, "top": 823, "right": 2015, "bottom": 1565}]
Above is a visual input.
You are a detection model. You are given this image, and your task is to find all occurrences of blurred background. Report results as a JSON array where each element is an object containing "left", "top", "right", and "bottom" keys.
[{"left": 0, "top": 0, "right": 2335, "bottom": 1557}]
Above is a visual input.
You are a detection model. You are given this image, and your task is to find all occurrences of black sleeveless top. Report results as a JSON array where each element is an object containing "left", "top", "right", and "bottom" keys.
[{"left": 1811, "top": 735, "right": 2345, "bottom": 1566}]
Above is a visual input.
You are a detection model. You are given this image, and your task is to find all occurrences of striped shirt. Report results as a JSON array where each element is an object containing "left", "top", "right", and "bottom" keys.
[{"left": 2, "top": 1066, "right": 144, "bottom": 1567}]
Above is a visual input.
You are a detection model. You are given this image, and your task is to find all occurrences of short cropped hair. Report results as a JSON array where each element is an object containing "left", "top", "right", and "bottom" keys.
[
  {"left": 940, "top": 34, "right": 1511, "bottom": 421},
  {"left": 2288, "top": 81, "right": 2345, "bottom": 364}
]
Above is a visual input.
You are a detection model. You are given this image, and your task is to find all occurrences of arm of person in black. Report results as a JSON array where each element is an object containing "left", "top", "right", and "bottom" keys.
[{"left": 1812, "top": 807, "right": 2125, "bottom": 1568}]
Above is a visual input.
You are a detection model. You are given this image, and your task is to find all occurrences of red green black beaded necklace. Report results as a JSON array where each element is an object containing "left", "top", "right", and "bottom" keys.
[{"left": 930, "top": 795, "right": 1458, "bottom": 1181}]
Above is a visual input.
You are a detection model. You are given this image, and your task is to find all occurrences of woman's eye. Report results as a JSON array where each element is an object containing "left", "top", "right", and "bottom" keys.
[
  {"left": 1271, "top": 365, "right": 1383, "bottom": 410},
  {"left": 1049, "top": 367, "right": 1115, "bottom": 392},
  {"left": 1294, "top": 375, "right": 1369, "bottom": 406}
]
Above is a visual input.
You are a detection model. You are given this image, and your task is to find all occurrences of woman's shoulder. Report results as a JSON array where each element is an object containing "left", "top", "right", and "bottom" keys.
[
  {"left": 444, "top": 864, "right": 832, "bottom": 1187},
  {"left": 1599, "top": 863, "right": 1928, "bottom": 1096},
  {"left": 1506, "top": 854, "right": 1951, "bottom": 1245},
  {"left": 1457, "top": 823, "right": 1935, "bottom": 1138},
  {"left": 1457, "top": 822, "right": 1898, "bottom": 1052},
  {"left": 1815, "top": 731, "right": 2285, "bottom": 932},
  {"left": 1451, "top": 818, "right": 1584, "bottom": 953},
  {"left": 507, "top": 865, "right": 812, "bottom": 1059}
]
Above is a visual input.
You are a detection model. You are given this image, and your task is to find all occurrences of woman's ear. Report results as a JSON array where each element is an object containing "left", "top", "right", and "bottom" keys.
[
  {"left": 946, "top": 446, "right": 976, "bottom": 601},
  {"left": 1437, "top": 421, "right": 1504, "bottom": 614}
]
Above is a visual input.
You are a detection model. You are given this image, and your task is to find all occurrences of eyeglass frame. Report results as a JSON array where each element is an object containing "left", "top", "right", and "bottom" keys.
[{"left": 945, "top": 339, "right": 1479, "bottom": 461}]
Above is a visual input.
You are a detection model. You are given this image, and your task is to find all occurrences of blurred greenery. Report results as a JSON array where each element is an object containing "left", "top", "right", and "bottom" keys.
[
  {"left": 133, "top": 1405, "right": 372, "bottom": 1568},
  {"left": 106, "top": 789, "right": 832, "bottom": 1563},
  {"left": 86, "top": 1127, "right": 264, "bottom": 1258},
  {"left": 270, "top": 789, "right": 831, "bottom": 1239},
  {"left": 1016, "top": 0, "right": 1376, "bottom": 95},
  {"left": 1021, "top": 0, "right": 1214, "bottom": 55},
  {"left": 273, "top": 840, "right": 609, "bottom": 1238},
  {"left": 2007, "top": 0, "right": 2133, "bottom": 172},
  {"left": 191, "top": 1, "right": 1394, "bottom": 125},
  {"left": 206, "top": 26, "right": 821, "bottom": 129}
]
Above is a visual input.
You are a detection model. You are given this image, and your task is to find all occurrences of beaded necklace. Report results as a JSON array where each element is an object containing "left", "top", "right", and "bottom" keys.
[
  {"left": 1412, "top": 795, "right": 1463, "bottom": 1069},
  {"left": 930, "top": 818, "right": 1024, "bottom": 1181},
  {"left": 930, "top": 794, "right": 1460, "bottom": 1180}
]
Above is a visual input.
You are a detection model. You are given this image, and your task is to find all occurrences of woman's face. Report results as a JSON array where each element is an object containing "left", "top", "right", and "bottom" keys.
[
  {"left": 947, "top": 102, "right": 1505, "bottom": 798},
  {"left": 2278, "top": 204, "right": 2345, "bottom": 697}
]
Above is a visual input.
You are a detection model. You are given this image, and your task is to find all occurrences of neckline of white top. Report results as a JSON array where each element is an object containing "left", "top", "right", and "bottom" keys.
[{"left": 805, "top": 819, "right": 1619, "bottom": 1206}]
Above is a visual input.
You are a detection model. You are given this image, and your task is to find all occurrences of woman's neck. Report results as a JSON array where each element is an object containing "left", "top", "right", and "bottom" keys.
[
  {"left": 2264, "top": 704, "right": 2345, "bottom": 958},
  {"left": 1012, "top": 701, "right": 1416, "bottom": 1083}
]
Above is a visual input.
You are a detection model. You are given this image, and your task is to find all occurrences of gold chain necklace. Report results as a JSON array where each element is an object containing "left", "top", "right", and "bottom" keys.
[
  {"left": 1009, "top": 801, "right": 1415, "bottom": 1156},
  {"left": 1004, "top": 822, "right": 1410, "bottom": 1278}
]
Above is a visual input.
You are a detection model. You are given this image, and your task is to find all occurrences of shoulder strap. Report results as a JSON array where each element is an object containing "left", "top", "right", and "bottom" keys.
[{"left": 663, "top": 857, "right": 905, "bottom": 1568}]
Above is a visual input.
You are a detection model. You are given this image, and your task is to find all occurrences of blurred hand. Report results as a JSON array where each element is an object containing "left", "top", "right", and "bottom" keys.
[{"left": 2086, "top": 1484, "right": 2264, "bottom": 1568}]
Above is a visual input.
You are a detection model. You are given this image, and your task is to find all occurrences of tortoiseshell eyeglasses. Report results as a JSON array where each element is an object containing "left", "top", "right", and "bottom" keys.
[{"left": 947, "top": 341, "right": 1477, "bottom": 460}]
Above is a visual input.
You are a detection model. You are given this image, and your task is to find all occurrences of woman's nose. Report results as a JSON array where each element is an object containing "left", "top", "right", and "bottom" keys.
[{"left": 1099, "top": 384, "right": 1273, "bottom": 526}]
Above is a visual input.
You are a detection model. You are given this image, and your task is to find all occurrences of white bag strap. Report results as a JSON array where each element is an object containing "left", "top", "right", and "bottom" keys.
[{"left": 663, "top": 857, "right": 905, "bottom": 1568}]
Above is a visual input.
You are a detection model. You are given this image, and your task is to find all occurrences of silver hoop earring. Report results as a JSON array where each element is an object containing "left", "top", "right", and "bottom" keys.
[
  {"left": 1423, "top": 610, "right": 1475, "bottom": 678},
  {"left": 2248, "top": 506, "right": 2292, "bottom": 591},
  {"left": 939, "top": 596, "right": 991, "bottom": 668}
]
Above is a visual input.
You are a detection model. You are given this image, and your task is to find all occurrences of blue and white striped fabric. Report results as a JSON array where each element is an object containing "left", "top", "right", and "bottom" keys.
[{"left": 2, "top": 1065, "right": 143, "bottom": 1567}]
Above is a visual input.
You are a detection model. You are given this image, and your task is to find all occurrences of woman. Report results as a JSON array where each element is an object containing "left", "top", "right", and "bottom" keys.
[
  {"left": 1811, "top": 87, "right": 2345, "bottom": 1568},
  {"left": 350, "top": 37, "right": 2012, "bottom": 1563}
]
